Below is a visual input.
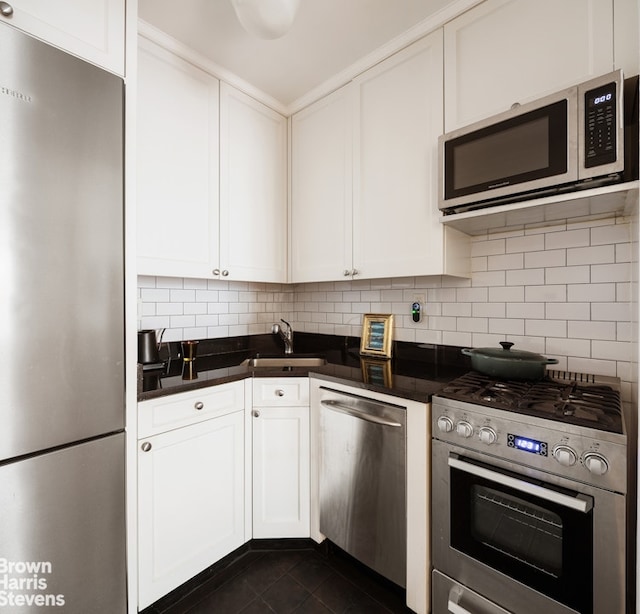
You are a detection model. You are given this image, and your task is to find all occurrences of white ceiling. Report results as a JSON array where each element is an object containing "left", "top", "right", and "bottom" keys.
[{"left": 138, "top": 0, "right": 463, "bottom": 111}]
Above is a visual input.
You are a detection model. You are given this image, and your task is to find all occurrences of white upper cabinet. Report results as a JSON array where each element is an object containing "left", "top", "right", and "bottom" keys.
[
  {"left": 444, "top": 0, "right": 615, "bottom": 132},
  {"left": 353, "top": 30, "right": 468, "bottom": 279},
  {"left": 136, "top": 37, "right": 220, "bottom": 279},
  {"left": 291, "top": 31, "right": 469, "bottom": 283},
  {"left": 0, "top": 0, "right": 124, "bottom": 75},
  {"left": 220, "top": 83, "right": 288, "bottom": 283},
  {"left": 290, "top": 85, "right": 353, "bottom": 283}
]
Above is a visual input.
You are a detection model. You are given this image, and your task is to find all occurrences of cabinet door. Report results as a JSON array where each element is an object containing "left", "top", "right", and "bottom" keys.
[
  {"left": 220, "top": 83, "right": 287, "bottom": 282},
  {"left": 137, "top": 38, "right": 219, "bottom": 279},
  {"left": 290, "top": 85, "right": 353, "bottom": 283},
  {"left": 252, "top": 406, "right": 310, "bottom": 538},
  {"left": 138, "top": 411, "right": 245, "bottom": 609},
  {"left": 353, "top": 31, "right": 449, "bottom": 279},
  {"left": 444, "top": 0, "right": 615, "bottom": 131},
  {"left": 0, "top": 0, "right": 124, "bottom": 74}
]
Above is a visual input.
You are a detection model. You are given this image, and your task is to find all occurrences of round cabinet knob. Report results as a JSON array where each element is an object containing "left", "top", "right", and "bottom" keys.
[
  {"left": 456, "top": 421, "right": 473, "bottom": 438},
  {"left": 437, "top": 416, "right": 454, "bottom": 433},
  {"left": 0, "top": 2, "right": 14, "bottom": 17},
  {"left": 275, "top": 389, "right": 285, "bottom": 397},
  {"left": 583, "top": 452, "right": 609, "bottom": 476},
  {"left": 221, "top": 270, "right": 229, "bottom": 277},
  {"left": 352, "top": 269, "right": 359, "bottom": 277},
  {"left": 343, "top": 270, "right": 352, "bottom": 277},
  {"left": 479, "top": 426, "right": 497, "bottom": 445},
  {"left": 194, "top": 401, "right": 204, "bottom": 411},
  {"left": 212, "top": 268, "right": 220, "bottom": 276},
  {"left": 252, "top": 410, "right": 260, "bottom": 418},
  {"left": 553, "top": 445, "right": 577, "bottom": 467},
  {"left": 140, "top": 442, "right": 152, "bottom": 452}
]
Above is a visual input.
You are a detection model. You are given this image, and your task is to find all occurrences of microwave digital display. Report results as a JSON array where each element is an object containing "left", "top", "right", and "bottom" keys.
[{"left": 584, "top": 81, "right": 617, "bottom": 167}]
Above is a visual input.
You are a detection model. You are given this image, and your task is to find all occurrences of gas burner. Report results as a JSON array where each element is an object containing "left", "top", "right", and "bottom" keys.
[{"left": 438, "top": 371, "right": 623, "bottom": 434}]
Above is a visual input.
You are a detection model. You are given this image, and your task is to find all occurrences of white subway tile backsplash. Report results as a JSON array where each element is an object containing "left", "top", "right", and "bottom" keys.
[
  {"left": 137, "top": 216, "right": 633, "bottom": 388},
  {"left": 568, "top": 320, "right": 615, "bottom": 340},
  {"left": 471, "top": 271, "right": 506, "bottom": 287},
  {"left": 471, "top": 238, "right": 505, "bottom": 257},
  {"left": 506, "top": 268, "right": 544, "bottom": 286},
  {"left": 591, "top": 263, "right": 631, "bottom": 283},
  {"left": 525, "top": 319, "right": 566, "bottom": 337},
  {"left": 442, "top": 302, "right": 472, "bottom": 317},
  {"left": 567, "top": 245, "right": 614, "bottom": 266},
  {"left": 170, "top": 289, "right": 195, "bottom": 303},
  {"left": 524, "top": 249, "right": 565, "bottom": 268},
  {"left": 545, "top": 266, "right": 590, "bottom": 285},
  {"left": 525, "top": 285, "right": 567, "bottom": 303},
  {"left": 545, "top": 302, "right": 590, "bottom": 320},
  {"left": 487, "top": 253, "right": 523, "bottom": 271},
  {"left": 489, "top": 286, "right": 524, "bottom": 302},
  {"left": 506, "top": 234, "right": 544, "bottom": 253},
  {"left": 507, "top": 303, "right": 545, "bottom": 319},
  {"left": 544, "top": 228, "right": 590, "bottom": 250},
  {"left": 488, "top": 318, "right": 524, "bottom": 336},
  {"left": 472, "top": 302, "right": 505, "bottom": 318},
  {"left": 591, "top": 302, "right": 631, "bottom": 322},
  {"left": 546, "top": 337, "right": 590, "bottom": 358},
  {"left": 568, "top": 283, "right": 615, "bottom": 302},
  {"left": 590, "top": 222, "right": 630, "bottom": 245}
]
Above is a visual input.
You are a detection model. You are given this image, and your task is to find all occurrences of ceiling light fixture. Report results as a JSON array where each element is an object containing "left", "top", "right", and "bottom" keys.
[{"left": 230, "top": 0, "right": 301, "bottom": 40}]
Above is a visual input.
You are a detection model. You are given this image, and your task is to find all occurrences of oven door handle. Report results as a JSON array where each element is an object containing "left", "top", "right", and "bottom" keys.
[
  {"left": 448, "top": 599, "right": 512, "bottom": 614},
  {"left": 448, "top": 456, "right": 593, "bottom": 513}
]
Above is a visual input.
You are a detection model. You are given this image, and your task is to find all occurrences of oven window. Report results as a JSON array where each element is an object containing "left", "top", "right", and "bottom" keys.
[
  {"left": 450, "top": 457, "right": 593, "bottom": 613},
  {"left": 471, "top": 485, "right": 562, "bottom": 578}
]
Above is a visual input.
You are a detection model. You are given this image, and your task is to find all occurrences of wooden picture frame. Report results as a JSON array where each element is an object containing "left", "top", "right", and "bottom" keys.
[{"left": 359, "top": 314, "right": 393, "bottom": 358}]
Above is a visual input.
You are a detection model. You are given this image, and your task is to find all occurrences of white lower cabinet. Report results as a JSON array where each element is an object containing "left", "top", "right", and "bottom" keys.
[
  {"left": 137, "top": 388, "right": 245, "bottom": 609},
  {"left": 252, "top": 378, "right": 310, "bottom": 538}
]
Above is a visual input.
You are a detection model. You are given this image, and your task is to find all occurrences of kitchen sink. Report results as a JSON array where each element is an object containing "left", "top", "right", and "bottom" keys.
[{"left": 241, "top": 356, "right": 326, "bottom": 368}]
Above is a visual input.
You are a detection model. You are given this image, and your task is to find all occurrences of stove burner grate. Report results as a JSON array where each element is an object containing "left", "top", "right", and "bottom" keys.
[{"left": 439, "top": 371, "right": 622, "bottom": 434}]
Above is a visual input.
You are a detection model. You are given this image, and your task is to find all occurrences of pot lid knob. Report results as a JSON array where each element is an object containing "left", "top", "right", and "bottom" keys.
[{"left": 499, "top": 341, "right": 514, "bottom": 351}]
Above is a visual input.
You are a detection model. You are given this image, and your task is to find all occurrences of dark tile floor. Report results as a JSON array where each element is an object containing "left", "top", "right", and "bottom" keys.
[{"left": 141, "top": 540, "right": 415, "bottom": 614}]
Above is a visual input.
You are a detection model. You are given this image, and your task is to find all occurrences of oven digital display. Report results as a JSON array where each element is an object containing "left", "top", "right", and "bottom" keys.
[{"left": 508, "top": 434, "right": 547, "bottom": 456}]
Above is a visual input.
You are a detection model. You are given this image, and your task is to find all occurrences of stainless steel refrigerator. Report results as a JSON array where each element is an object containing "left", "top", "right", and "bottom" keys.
[{"left": 0, "top": 23, "right": 126, "bottom": 613}]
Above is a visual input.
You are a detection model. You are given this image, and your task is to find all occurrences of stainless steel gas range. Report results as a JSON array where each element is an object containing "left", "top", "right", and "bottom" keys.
[{"left": 431, "top": 371, "right": 628, "bottom": 614}]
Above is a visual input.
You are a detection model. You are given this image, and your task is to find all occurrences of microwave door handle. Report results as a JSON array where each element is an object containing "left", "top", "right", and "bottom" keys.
[{"left": 448, "top": 456, "right": 593, "bottom": 513}]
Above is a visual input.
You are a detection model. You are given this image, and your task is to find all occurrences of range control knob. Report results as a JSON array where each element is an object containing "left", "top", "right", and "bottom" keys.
[
  {"left": 456, "top": 421, "right": 473, "bottom": 438},
  {"left": 583, "top": 452, "right": 609, "bottom": 476},
  {"left": 437, "top": 416, "right": 454, "bottom": 433},
  {"left": 553, "top": 445, "right": 578, "bottom": 467},
  {"left": 478, "top": 426, "right": 497, "bottom": 445}
]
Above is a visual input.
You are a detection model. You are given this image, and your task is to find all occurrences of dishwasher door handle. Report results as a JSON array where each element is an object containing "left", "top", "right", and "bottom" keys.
[{"left": 320, "top": 399, "right": 402, "bottom": 427}]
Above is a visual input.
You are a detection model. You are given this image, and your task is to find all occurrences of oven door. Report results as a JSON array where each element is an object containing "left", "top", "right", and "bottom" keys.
[{"left": 432, "top": 439, "right": 626, "bottom": 614}]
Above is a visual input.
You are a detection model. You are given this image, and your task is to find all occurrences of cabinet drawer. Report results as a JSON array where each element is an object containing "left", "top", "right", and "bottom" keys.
[
  {"left": 138, "top": 381, "right": 245, "bottom": 438},
  {"left": 253, "top": 378, "right": 309, "bottom": 406}
]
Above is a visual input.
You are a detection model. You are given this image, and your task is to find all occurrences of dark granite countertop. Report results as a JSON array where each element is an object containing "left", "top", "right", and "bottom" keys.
[{"left": 137, "top": 332, "right": 471, "bottom": 404}]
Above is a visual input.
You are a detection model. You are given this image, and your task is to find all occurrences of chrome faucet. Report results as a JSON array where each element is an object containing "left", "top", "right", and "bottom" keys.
[{"left": 272, "top": 319, "right": 293, "bottom": 354}]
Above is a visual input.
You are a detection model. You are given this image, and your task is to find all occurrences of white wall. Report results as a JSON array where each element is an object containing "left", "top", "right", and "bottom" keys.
[{"left": 139, "top": 215, "right": 634, "bottom": 399}]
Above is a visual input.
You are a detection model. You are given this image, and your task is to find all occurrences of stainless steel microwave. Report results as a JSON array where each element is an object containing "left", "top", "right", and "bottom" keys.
[{"left": 438, "top": 70, "right": 639, "bottom": 214}]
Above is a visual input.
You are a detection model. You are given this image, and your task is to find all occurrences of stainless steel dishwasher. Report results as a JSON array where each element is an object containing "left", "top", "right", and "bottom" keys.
[{"left": 318, "top": 385, "right": 407, "bottom": 587}]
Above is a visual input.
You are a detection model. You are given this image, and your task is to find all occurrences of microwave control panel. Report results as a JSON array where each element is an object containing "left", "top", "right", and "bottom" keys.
[{"left": 584, "top": 80, "right": 617, "bottom": 167}]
